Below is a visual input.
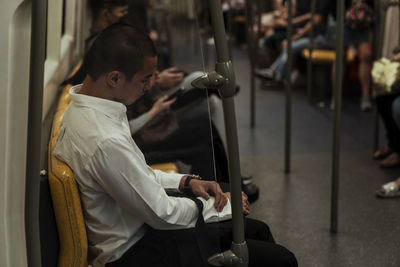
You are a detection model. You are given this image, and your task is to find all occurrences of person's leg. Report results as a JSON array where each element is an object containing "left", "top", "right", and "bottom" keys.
[
  {"left": 212, "top": 217, "right": 276, "bottom": 247},
  {"left": 273, "top": 38, "right": 310, "bottom": 81},
  {"left": 376, "top": 94, "right": 400, "bottom": 167},
  {"left": 392, "top": 95, "right": 400, "bottom": 128},
  {"left": 358, "top": 42, "right": 372, "bottom": 97},
  {"left": 213, "top": 218, "right": 297, "bottom": 267},
  {"left": 247, "top": 239, "right": 298, "bottom": 267},
  {"left": 376, "top": 95, "right": 400, "bottom": 154}
]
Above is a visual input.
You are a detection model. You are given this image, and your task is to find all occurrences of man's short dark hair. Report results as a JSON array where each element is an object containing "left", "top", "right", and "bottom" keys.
[
  {"left": 89, "top": 0, "right": 129, "bottom": 19},
  {"left": 83, "top": 23, "right": 157, "bottom": 82}
]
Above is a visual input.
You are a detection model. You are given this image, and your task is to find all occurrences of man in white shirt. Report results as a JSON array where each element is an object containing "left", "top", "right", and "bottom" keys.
[{"left": 54, "top": 24, "right": 297, "bottom": 267}]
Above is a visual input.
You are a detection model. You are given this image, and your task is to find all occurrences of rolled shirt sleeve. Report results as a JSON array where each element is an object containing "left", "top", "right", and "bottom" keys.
[{"left": 88, "top": 137, "right": 231, "bottom": 230}]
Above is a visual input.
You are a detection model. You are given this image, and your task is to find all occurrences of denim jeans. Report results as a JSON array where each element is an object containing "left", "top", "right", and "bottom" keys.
[{"left": 271, "top": 35, "right": 328, "bottom": 81}]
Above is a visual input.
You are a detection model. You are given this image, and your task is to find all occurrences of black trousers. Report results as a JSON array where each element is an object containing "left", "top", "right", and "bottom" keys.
[
  {"left": 376, "top": 94, "right": 400, "bottom": 152},
  {"left": 106, "top": 218, "right": 298, "bottom": 267}
]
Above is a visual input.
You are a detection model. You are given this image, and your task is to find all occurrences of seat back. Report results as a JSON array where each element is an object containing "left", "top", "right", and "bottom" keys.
[
  {"left": 302, "top": 48, "right": 355, "bottom": 64},
  {"left": 48, "top": 84, "right": 89, "bottom": 267}
]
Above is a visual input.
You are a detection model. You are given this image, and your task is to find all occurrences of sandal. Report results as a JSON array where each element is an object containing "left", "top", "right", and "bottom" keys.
[
  {"left": 376, "top": 181, "right": 400, "bottom": 198},
  {"left": 373, "top": 146, "right": 393, "bottom": 160},
  {"left": 379, "top": 152, "right": 400, "bottom": 168}
]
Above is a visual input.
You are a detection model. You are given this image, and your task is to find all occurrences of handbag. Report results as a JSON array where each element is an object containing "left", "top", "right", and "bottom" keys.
[
  {"left": 345, "top": 0, "right": 374, "bottom": 30},
  {"left": 371, "top": 58, "right": 400, "bottom": 98}
]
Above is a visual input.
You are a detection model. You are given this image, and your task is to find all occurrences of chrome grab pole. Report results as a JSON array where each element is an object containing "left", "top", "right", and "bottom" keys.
[
  {"left": 245, "top": 0, "right": 256, "bottom": 128},
  {"left": 26, "top": 0, "right": 47, "bottom": 266},
  {"left": 192, "top": 0, "right": 248, "bottom": 265},
  {"left": 372, "top": 0, "right": 382, "bottom": 153},
  {"left": 307, "top": 0, "right": 316, "bottom": 103},
  {"left": 331, "top": 0, "right": 345, "bottom": 234},
  {"left": 284, "top": 0, "right": 293, "bottom": 173}
]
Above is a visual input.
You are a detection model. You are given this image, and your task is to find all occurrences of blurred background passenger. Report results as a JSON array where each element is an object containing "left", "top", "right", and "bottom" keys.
[
  {"left": 85, "top": 0, "right": 129, "bottom": 52},
  {"left": 331, "top": 0, "right": 374, "bottom": 111},
  {"left": 255, "top": 0, "right": 328, "bottom": 85},
  {"left": 257, "top": 0, "right": 312, "bottom": 67},
  {"left": 377, "top": 96, "right": 400, "bottom": 198},
  {"left": 375, "top": 47, "right": 400, "bottom": 197}
]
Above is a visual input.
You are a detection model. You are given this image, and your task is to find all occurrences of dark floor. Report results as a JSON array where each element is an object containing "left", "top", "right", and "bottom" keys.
[{"left": 171, "top": 21, "right": 400, "bottom": 267}]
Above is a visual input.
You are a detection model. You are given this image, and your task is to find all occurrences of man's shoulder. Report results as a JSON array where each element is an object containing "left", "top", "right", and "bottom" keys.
[{"left": 57, "top": 104, "right": 129, "bottom": 160}]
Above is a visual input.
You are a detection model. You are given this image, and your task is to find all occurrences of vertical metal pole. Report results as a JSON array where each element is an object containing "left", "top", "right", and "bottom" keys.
[
  {"left": 372, "top": 0, "right": 383, "bottom": 152},
  {"left": 208, "top": 1, "right": 248, "bottom": 265},
  {"left": 330, "top": 0, "right": 344, "bottom": 234},
  {"left": 26, "top": 0, "right": 47, "bottom": 266},
  {"left": 245, "top": 0, "right": 256, "bottom": 128},
  {"left": 372, "top": 108, "right": 380, "bottom": 152},
  {"left": 226, "top": 0, "right": 233, "bottom": 57},
  {"left": 307, "top": 0, "right": 316, "bottom": 103},
  {"left": 284, "top": 0, "right": 293, "bottom": 173},
  {"left": 165, "top": 11, "right": 175, "bottom": 67}
]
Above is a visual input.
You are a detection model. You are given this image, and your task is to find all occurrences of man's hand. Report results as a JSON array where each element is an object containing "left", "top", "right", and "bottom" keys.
[
  {"left": 225, "top": 192, "right": 250, "bottom": 215},
  {"left": 180, "top": 178, "right": 227, "bottom": 212},
  {"left": 156, "top": 67, "right": 184, "bottom": 89},
  {"left": 148, "top": 95, "right": 176, "bottom": 117}
]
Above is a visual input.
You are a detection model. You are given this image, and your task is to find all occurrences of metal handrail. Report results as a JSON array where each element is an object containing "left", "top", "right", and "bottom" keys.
[{"left": 284, "top": 0, "right": 293, "bottom": 173}]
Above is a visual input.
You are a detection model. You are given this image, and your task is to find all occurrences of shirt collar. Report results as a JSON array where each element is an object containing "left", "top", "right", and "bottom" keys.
[{"left": 70, "top": 84, "right": 127, "bottom": 121}]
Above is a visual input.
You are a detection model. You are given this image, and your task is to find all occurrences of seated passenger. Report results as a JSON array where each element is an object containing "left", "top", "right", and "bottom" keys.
[
  {"left": 255, "top": 0, "right": 328, "bottom": 84},
  {"left": 373, "top": 46, "right": 400, "bottom": 168},
  {"left": 54, "top": 24, "right": 297, "bottom": 267},
  {"left": 330, "top": 0, "right": 374, "bottom": 111},
  {"left": 258, "top": 0, "right": 311, "bottom": 66},
  {"left": 86, "top": 0, "right": 129, "bottom": 52},
  {"left": 377, "top": 97, "right": 400, "bottom": 198}
]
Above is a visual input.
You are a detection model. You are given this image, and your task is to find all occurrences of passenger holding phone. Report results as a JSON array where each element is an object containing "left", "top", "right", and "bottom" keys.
[
  {"left": 128, "top": 67, "right": 184, "bottom": 134},
  {"left": 129, "top": 94, "right": 176, "bottom": 134}
]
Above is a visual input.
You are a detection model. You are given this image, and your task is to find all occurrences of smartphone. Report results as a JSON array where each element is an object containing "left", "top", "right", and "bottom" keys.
[{"left": 166, "top": 89, "right": 184, "bottom": 101}]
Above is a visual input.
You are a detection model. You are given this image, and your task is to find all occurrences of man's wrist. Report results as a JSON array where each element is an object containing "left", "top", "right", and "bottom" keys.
[{"left": 180, "top": 174, "right": 201, "bottom": 193}]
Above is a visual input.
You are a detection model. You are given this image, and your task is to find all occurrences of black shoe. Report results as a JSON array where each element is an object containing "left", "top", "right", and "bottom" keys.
[{"left": 241, "top": 176, "right": 259, "bottom": 203}]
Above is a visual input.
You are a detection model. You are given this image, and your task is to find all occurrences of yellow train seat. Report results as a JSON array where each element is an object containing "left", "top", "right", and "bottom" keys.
[{"left": 302, "top": 48, "right": 355, "bottom": 64}]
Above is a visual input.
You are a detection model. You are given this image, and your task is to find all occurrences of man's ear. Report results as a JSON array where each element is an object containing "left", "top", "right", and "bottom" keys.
[{"left": 105, "top": 71, "right": 123, "bottom": 89}]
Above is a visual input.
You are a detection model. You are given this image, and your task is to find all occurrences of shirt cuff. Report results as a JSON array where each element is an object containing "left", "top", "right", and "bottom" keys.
[{"left": 158, "top": 171, "right": 186, "bottom": 191}]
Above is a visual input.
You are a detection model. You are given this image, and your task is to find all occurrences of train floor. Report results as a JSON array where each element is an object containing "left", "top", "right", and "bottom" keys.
[{"left": 171, "top": 22, "right": 400, "bottom": 267}]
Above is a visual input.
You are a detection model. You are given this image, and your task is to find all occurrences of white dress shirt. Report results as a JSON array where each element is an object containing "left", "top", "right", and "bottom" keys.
[{"left": 53, "top": 85, "right": 231, "bottom": 267}]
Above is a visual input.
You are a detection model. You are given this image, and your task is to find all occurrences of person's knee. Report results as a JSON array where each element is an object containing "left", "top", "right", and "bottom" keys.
[
  {"left": 270, "top": 244, "right": 298, "bottom": 267},
  {"left": 245, "top": 218, "right": 275, "bottom": 243},
  {"left": 358, "top": 43, "right": 372, "bottom": 62}
]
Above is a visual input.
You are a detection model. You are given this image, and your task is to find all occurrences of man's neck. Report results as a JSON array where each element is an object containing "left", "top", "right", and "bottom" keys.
[
  {"left": 79, "top": 76, "right": 113, "bottom": 101},
  {"left": 92, "top": 18, "right": 108, "bottom": 34}
]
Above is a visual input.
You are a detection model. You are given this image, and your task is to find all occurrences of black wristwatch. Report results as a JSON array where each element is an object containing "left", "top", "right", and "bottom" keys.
[{"left": 183, "top": 174, "right": 201, "bottom": 195}]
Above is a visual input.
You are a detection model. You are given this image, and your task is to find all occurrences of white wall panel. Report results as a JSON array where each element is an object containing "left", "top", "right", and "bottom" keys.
[{"left": 0, "top": 1, "right": 31, "bottom": 266}]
